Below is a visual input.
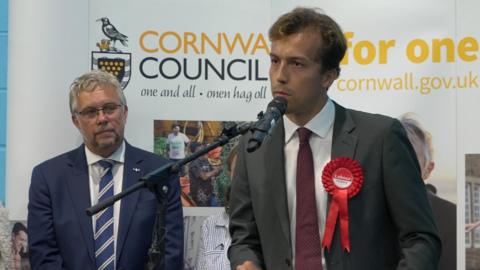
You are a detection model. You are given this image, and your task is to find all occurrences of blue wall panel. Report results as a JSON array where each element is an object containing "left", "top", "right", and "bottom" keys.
[
  {"left": 0, "top": 91, "right": 5, "bottom": 145},
  {"left": 0, "top": 0, "right": 7, "bottom": 32},
  {"left": 0, "top": 148, "right": 4, "bottom": 205},
  {"left": 0, "top": 0, "right": 8, "bottom": 205},
  {"left": 0, "top": 34, "right": 6, "bottom": 88}
]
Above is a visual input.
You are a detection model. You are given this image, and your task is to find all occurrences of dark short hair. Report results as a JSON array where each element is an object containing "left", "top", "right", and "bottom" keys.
[
  {"left": 171, "top": 123, "right": 180, "bottom": 129},
  {"left": 269, "top": 7, "right": 347, "bottom": 76},
  {"left": 189, "top": 141, "right": 202, "bottom": 153},
  {"left": 12, "top": 222, "right": 27, "bottom": 235}
]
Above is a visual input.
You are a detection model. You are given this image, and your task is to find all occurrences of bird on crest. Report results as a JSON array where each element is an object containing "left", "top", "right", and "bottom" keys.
[{"left": 96, "top": 17, "right": 128, "bottom": 51}]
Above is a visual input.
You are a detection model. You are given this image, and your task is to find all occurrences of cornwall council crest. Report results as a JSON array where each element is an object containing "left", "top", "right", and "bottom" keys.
[{"left": 91, "top": 17, "right": 131, "bottom": 90}]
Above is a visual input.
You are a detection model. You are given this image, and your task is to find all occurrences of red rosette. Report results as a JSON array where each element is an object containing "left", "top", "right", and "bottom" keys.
[{"left": 321, "top": 157, "right": 363, "bottom": 252}]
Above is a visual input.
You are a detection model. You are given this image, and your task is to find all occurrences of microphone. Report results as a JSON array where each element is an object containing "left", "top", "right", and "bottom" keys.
[
  {"left": 247, "top": 96, "right": 287, "bottom": 152},
  {"left": 222, "top": 121, "right": 253, "bottom": 137}
]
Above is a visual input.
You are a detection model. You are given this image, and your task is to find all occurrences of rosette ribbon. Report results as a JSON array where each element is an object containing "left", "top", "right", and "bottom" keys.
[{"left": 321, "top": 157, "right": 363, "bottom": 252}]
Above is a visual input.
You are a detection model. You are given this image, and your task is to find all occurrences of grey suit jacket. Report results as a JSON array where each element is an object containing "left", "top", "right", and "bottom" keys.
[{"left": 228, "top": 102, "right": 441, "bottom": 270}]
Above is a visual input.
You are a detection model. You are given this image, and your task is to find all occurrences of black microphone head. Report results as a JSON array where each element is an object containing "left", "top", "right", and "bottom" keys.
[
  {"left": 269, "top": 96, "right": 288, "bottom": 115},
  {"left": 246, "top": 96, "right": 287, "bottom": 153}
]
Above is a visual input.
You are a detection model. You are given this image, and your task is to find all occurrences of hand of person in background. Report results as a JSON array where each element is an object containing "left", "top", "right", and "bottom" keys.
[
  {"left": 235, "top": 261, "right": 262, "bottom": 270},
  {"left": 10, "top": 222, "right": 28, "bottom": 270}
]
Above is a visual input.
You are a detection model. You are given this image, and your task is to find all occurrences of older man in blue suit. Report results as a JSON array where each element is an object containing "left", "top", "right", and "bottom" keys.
[{"left": 28, "top": 70, "right": 183, "bottom": 270}]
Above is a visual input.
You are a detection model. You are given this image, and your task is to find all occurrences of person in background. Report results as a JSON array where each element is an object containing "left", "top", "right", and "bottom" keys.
[
  {"left": 206, "top": 146, "right": 224, "bottom": 206},
  {"left": 11, "top": 222, "right": 29, "bottom": 270},
  {"left": 196, "top": 144, "right": 238, "bottom": 270},
  {"left": 180, "top": 174, "right": 197, "bottom": 207},
  {"left": 0, "top": 204, "right": 10, "bottom": 269},
  {"left": 28, "top": 70, "right": 183, "bottom": 270},
  {"left": 189, "top": 143, "right": 223, "bottom": 207},
  {"left": 399, "top": 112, "right": 456, "bottom": 270},
  {"left": 167, "top": 123, "right": 190, "bottom": 162}
]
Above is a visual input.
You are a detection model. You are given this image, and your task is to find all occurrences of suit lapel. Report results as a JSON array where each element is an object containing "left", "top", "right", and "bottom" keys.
[
  {"left": 330, "top": 103, "right": 358, "bottom": 212},
  {"left": 116, "top": 143, "right": 143, "bottom": 263},
  {"left": 263, "top": 119, "right": 291, "bottom": 245},
  {"left": 331, "top": 102, "right": 358, "bottom": 160},
  {"left": 325, "top": 103, "right": 358, "bottom": 263},
  {"left": 66, "top": 146, "right": 95, "bottom": 264}
]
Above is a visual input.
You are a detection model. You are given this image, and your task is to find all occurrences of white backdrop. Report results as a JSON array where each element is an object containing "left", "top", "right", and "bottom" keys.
[
  {"left": 8, "top": 0, "right": 479, "bottom": 268},
  {"left": 7, "top": 0, "right": 89, "bottom": 219}
]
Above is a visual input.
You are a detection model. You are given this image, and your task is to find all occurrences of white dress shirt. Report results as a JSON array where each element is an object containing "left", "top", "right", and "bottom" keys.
[
  {"left": 85, "top": 141, "right": 125, "bottom": 254},
  {"left": 196, "top": 211, "right": 231, "bottom": 270},
  {"left": 283, "top": 98, "right": 335, "bottom": 267}
]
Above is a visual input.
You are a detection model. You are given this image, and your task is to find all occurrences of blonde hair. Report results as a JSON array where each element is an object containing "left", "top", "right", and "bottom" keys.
[
  {"left": 399, "top": 112, "right": 434, "bottom": 166},
  {"left": 69, "top": 70, "right": 126, "bottom": 114}
]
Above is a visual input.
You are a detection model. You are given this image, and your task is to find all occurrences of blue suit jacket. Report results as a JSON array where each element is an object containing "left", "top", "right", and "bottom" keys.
[{"left": 28, "top": 142, "right": 183, "bottom": 270}]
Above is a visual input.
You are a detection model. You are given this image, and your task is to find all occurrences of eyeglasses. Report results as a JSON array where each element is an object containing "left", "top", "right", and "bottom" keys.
[{"left": 76, "top": 103, "right": 123, "bottom": 119}]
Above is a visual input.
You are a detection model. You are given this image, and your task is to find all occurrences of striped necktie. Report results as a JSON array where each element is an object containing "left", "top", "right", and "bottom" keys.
[{"left": 95, "top": 160, "right": 115, "bottom": 270}]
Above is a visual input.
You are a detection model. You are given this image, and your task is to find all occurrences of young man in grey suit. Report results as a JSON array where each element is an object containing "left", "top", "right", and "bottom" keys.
[
  {"left": 28, "top": 70, "right": 183, "bottom": 270},
  {"left": 228, "top": 7, "right": 441, "bottom": 270}
]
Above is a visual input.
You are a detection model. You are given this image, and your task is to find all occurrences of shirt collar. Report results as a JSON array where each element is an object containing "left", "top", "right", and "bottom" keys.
[
  {"left": 214, "top": 211, "right": 230, "bottom": 228},
  {"left": 85, "top": 140, "right": 126, "bottom": 166},
  {"left": 284, "top": 98, "right": 335, "bottom": 143}
]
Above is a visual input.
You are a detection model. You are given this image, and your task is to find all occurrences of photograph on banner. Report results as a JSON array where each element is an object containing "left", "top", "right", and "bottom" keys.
[
  {"left": 9, "top": 221, "right": 30, "bottom": 270},
  {"left": 0, "top": 216, "right": 30, "bottom": 270},
  {"left": 466, "top": 154, "right": 480, "bottom": 269},
  {"left": 154, "top": 120, "right": 241, "bottom": 207},
  {"left": 0, "top": 206, "right": 10, "bottom": 269}
]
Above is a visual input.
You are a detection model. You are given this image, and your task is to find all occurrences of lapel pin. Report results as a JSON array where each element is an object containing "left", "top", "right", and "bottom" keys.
[{"left": 133, "top": 168, "right": 140, "bottom": 172}]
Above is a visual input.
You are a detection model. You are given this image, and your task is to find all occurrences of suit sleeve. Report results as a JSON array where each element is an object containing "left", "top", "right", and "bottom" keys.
[
  {"left": 28, "top": 165, "right": 64, "bottom": 270},
  {"left": 228, "top": 137, "right": 264, "bottom": 270},
  {"left": 164, "top": 174, "right": 184, "bottom": 270},
  {"left": 382, "top": 120, "right": 442, "bottom": 269}
]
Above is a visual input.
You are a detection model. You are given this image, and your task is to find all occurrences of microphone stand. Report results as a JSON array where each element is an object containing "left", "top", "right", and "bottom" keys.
[{"left": 85, "top": 122, "right": 251, "bottom": 270}]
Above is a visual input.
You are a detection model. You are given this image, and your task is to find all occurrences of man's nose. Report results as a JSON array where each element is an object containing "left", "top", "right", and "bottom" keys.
[
  {"left": 273, "top": 63, "right": 288, "bottom": 84},
  {"left": 96, "top": 109, "right": 109, "bottom": 123}
]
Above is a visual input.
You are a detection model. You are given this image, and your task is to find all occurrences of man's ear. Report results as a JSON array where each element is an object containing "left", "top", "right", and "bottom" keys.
[
  {"left": 423, "top": 161, "right": 435, "bottom": 180},
  {"left": 322, "top": 69, "right": 338, "bottom": 90},
  {"left": 124, "top": 105, "right": 129, "bottom": 118},
  {"left": 72, "top": 114, "right": 80, "bottom": 129}
]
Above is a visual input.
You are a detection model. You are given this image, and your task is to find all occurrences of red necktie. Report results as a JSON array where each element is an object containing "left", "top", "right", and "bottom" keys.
[{"left": 295, "top": 127, "right": 323, "bottom": 270}]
